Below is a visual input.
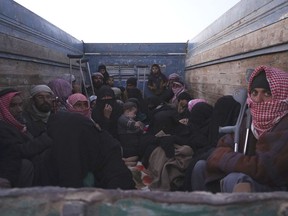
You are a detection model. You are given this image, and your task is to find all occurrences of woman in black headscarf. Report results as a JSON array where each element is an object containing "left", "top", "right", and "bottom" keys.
[
  {"left": 180, "top": 96, "right": 240, "bottom": 191},
  {"left": 91, "top": 85, "right": 123, "bottom": 139}
]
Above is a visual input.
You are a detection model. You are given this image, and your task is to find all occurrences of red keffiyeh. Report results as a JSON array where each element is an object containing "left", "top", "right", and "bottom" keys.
[
  {"left": 0, "top": 91, "right": 27, "bottom": 133},
  {"left": 247, "top": 65, "right": 288, "bottom": 138},
  {"left": 66, "top": 93, "right": 91, "bottom": 118}
]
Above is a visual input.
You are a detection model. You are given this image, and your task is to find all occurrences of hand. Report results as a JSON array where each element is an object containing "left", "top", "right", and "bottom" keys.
[
  {"left": 0, "top": 178, "right": 11, "bottom": 188},
  {"left": 103, "top": 104, "right": 112, "bottom": 118},
  {"left": 135, "top": 121, "right": 144, "bottom": 130}
]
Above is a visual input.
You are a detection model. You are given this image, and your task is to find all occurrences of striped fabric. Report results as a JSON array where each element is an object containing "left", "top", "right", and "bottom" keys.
[
  {"left": 0, "top": 91, "right": 27, "bottom": 133},
  {"left": 247, "top": 65, "right": 288, "bottom": 138}
]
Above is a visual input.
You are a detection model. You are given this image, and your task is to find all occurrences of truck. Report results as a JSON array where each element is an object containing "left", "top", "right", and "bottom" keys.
[{"left": 0, "top": 0, "right": 288, "bottom": 215}]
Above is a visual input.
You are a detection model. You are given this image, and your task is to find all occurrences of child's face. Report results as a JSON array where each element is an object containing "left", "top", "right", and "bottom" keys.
[
  {"left": 107, "top": 77, "right": 114, "bottom": 86},
  {"left": 125, "top": 107, "right": 137, "bottom": 118}
]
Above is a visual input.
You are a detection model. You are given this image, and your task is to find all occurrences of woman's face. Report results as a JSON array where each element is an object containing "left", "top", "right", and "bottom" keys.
[
  {"left": 250, "top": 88, "right": 272, "bottom": 103},
  {"left": 151, "top": 66, "right": 160, "bottom": 75},
  {"left": 73, "top": 101, "right": 89, "bottom": 111}
]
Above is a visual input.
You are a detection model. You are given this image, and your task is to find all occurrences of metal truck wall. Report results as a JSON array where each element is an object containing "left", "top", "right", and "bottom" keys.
[
  {"left": 185, "top": 0, "right": 288, "bottom": 105},
  {"left": 0, "top": 0, "right": 83, "bottom": 96},
  {"left": 84, "top": 43, "right": 186, "bottom": 97}
]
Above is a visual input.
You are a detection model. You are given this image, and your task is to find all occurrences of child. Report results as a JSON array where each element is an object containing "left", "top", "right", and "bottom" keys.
[{"left": 118, "top": 101, "right": 144, "bottom": 165}]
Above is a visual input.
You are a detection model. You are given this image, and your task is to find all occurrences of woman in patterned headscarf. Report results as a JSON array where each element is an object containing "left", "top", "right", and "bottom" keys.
[
  {"left": 191, "top": 65, "right": 288, "bottom": 193},
  {"left": 66, "top": 93, "right": 91, "bottom": 118}
]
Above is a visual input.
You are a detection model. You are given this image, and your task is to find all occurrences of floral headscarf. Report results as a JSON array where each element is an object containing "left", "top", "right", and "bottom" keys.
[{"left": 247, "top": 65, "right": 288, "bottom": 138}]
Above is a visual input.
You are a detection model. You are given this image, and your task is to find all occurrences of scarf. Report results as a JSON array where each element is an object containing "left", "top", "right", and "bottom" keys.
[
  {"left": 247, "top": 65, "right": 288, "bottom": 138},
  {"left": 171, "top": 82, "right": 185, "bottom": 104},
  {"left": 30, "top": 104, "right": 51, "bottom": 123},
  {"left": 0, "top": 91, "right": 27, "bottom": 133},
  {"left": 66, "top": 93, "right": 91, "bottom": 118},
  {"left": 188, "top": 99, "right": 207, "bottom": 112}
]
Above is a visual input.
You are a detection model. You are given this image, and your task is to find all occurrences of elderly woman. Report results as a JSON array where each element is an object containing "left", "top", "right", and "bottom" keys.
[{"left": 191, "top": 65, "right": 288, "bottom": 192}]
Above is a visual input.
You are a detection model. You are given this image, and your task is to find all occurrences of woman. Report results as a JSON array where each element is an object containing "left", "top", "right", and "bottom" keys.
[
  {"left": 47, "top": 78, "right": 73, "bottom": 112},
  {"left": 66, "top": 93, "right": 91, "bottom": 118},
  {"left": 147, "top": 64, "right": 168, "bottom": 98},
  {"left": 91, "top": 85, "right": 123, "bottom": 139},
  {"left": 191, "top": 65, "right": 288, "bottom": 192},
  {"left": 0, "top": 88, "right": 135, "bottom": 189}
]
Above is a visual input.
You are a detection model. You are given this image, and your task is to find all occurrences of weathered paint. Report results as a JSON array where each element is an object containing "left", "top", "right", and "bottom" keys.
[
  {"left": 0, "top": 0, "right": 83, "bottom": 96},
  {"left": 185, "top": 0, "right": 288, "bottom": 104},
  {"left": 0, "top": 0, "right": 186, "bottom": 97},
  {"left": 1, "top": 187, "right": 288, "bottom": 216}
]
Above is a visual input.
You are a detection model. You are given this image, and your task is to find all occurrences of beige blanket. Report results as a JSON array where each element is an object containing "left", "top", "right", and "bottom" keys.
[{"left": 148, "top": 144, "right": 193, "bottom": 191}]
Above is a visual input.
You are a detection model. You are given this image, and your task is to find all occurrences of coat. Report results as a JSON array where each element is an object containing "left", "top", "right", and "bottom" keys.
[{"left": 206, "top": 114, "right": 288, "bottom": 187}]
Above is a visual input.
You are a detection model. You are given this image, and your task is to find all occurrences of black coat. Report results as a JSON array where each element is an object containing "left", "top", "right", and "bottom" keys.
[
  {"left": 46, "top": 112, "right": 135, "bottom": 189},
  {"left": 0, "top": 120, "right": 52, "bottom": 186}
]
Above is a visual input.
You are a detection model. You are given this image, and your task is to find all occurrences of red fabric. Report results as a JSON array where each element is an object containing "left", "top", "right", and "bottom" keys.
[
  {"left": 0, "top": 92, "right": 26, "bottom": 133},
  {"left": 247, "top": 65, "right": 288, "bottom": 138},
  {"left": 66, "top": 93, "right": 91, "bottom": 118}
]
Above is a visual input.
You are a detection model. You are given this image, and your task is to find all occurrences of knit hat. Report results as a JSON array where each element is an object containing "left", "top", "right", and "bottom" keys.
[
  {"left": 30, "top": 85, "right": 54, "bottom": 97},
  {"left": 91, "top": 72, "right": 104, "bottom": 78},
  {"left": 250, "top": 71, "right": 270, "bottom": 91}
]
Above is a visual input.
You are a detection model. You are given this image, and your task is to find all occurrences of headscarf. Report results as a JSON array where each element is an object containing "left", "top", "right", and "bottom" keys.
[
  {"left": 171, "top": 81, "right": 185, "bottom": 104},
  {"left": 247, "top": 65, "right": 288, "bottom": 138},
  {"left": 0, "top": 89, "right": 26, "bottom": 133},
  {"left": 188, "top": 99, "right": 207, "bottom": 112},
  {"left": 66, "top": 93, "right": 91, "bottom": 118},
  {"left": 177, "top": 91, "right": 192, "bottom": 102},
  {"left": 168, "top": 73, "right": 180, "bottom": 81},
  {"left": 188, "top": 102, "right": 213, "bottom": 140},
  {"left": 48, "top": 78, "right": 72, "bottom": 106}
]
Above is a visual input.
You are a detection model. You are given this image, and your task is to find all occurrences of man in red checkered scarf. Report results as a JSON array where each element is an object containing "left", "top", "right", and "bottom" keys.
[
  {"left": 191, "top": 65, "right": 288, "bottom": 193},
  {"left": 0, "top": 88, "right": 52, "bottom": 187},
  {"left": 247, "top": 66, "right": 288, "bottom": 139}
]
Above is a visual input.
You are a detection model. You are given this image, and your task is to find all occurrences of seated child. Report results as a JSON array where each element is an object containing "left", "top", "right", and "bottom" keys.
[{"left": 118, "top": 101, "right": 144, "bottom": 165}]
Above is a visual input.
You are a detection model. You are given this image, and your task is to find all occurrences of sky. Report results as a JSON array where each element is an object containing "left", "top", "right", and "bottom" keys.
[{"left": 14, "top": 0, "right": 240, "bottom": 43}]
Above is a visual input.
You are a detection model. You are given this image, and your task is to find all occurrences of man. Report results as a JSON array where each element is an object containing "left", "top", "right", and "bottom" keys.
[
  {"left": 86, "top": 72, "right": 104, "bottom": 97},
  {"left": 191, "top": 65, "right": 288, "bottom": 193},
  {"left": 23, "top": 85, "right": 55, "bottom": 137},
  {"left": 0, "top": 88, "right": 52, "bottom": 187},
  {"left": 0, "top": 88, "right": 135, "bottom": 189}
]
